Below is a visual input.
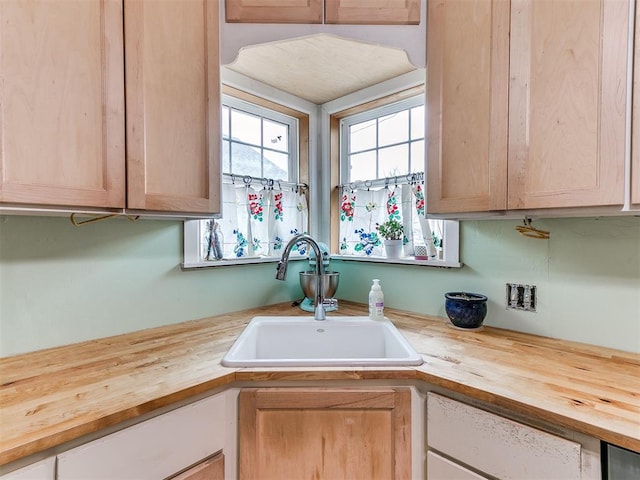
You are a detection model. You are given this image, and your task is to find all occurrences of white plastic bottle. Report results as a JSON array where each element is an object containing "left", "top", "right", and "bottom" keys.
[{"left": 368, "top": 279, "right": 384, "bottom": 320}]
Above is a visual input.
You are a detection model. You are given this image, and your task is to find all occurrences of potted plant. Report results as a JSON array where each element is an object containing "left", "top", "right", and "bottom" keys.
[{"left": 376, "top": 219, "right": 404, "bottom": 258}]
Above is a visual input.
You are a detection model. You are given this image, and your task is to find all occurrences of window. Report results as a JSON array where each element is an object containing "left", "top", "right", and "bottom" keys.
[
  {"left": 222, "top": 96, "right": 297, "bottom": 180},
  {"left": 341, "top": 96, "right": 425, "bottom": 182},
  {"left": 332, "top": 90, "right": 459, "bottom": 266},
  {"left": 184, "top": 79, "right": 459, "bottom": 269},
  {"left": 183, "top": 88, "right": 309, "bottom": 267}
]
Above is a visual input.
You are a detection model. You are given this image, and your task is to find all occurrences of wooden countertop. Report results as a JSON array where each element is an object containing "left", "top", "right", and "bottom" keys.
[{"left": 1, "top": 302, "right": 639, "bottom": 466}]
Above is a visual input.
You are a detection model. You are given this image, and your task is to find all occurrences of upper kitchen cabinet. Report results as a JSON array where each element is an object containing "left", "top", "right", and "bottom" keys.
[
  {"left": 508, "top": 0, "right": 628, "bottom": 210},
  {"left": 426, "top": 0, "right": 510, "bottom": 213},
  {"left": 0, "top": 0, "right": 125, "bottom": 209},
  {"left": 632, "top": 0, "right": 640, "bottom": 207},
  {"left": 225, "top": 0, "right": 322, "bottom": 23},
  {"left": 325, "top": 0, "right": 420, "bottom": 25},
  {"left": 125, "top": 0, "right": 221, "bottom": 214},
  {"left": 427, "top": 0, "right": 630, "bottom": 214},
  {"left": 225, "top": 0, "right": 418, "bottom": 25}
]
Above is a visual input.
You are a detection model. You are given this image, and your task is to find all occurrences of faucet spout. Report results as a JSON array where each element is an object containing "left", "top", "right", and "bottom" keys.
[{"left": 276, "top": 234, "right": 329, "bottom": 320}]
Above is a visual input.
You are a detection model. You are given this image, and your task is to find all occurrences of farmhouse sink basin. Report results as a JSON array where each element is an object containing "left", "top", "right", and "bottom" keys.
[{"left": 221, "top": 316, "right": 424, "bottom": 367}]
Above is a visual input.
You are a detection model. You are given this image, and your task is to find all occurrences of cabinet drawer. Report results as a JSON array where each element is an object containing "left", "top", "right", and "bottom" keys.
[
  {"left": 427, "top": 451, "right": 488, "bottom": 480},
  {"left": 58, "top": 393, "right": 226, "bottom": 480},
  {"left": 427, "top": 393, "right": 581, "bottom": 479},
  {"left": 170, "top": 453, "right": 224, "bottom": 480},
  {"left": 0, "top": 457, "right": 55, "bottom": 480}
]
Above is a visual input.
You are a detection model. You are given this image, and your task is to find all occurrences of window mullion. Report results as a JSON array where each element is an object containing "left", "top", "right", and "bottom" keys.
[
  {"left": 288, "top": 123, "right": 296, "bottom": 181},
  {"left": 351, "top": 139, "right": 413, "bottom": 157},
  {"left": 226, "top": 108, "right": 232, "bottom": 173},
  {"left": 407, "top": 108, "right": 412, "bottom": 173},
  {"left": 259, "top": 118, "right": 264, "bottom": 177},
  {"left": 375, "top": 118, "right": 380, "bottom": 179}
]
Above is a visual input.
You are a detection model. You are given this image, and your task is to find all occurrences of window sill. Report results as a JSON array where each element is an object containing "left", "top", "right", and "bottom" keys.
[
  {"left": 182, "top": 255, "right": 462, "bottom": 269},
  {"left": 331, "top": 255, "right": 462, "bottom": 268},
  {"left": 181, "top": 256, "right": 306, "bottom": 270}
]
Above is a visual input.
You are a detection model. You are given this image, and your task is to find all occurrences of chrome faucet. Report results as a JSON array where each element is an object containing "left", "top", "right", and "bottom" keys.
[{"left": 275, "top": 234, "right": 337, "bottom": 320}]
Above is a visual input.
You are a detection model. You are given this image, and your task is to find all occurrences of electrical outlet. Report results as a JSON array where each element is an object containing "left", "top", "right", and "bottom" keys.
[{"left": 506, "top": 283, "right": 537, "bottom": 312}]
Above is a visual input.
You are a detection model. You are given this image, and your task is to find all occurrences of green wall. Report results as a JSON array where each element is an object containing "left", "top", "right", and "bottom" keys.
[
  {"left": 1, "top": 215, "right": 638, "bottom": 356},
  {"left": 0, "top": 215, "right": 304, "bottom": 356},
  {"left": 333, "top": 217, "right": 640, "bottom": 353}
]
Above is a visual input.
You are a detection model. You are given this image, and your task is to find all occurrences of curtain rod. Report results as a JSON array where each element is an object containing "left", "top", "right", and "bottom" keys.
[
  {"left": 339, "top": 171, "right": 424, "bottom": 191},
  {"left": 223, "top": 173, "right": 307, "bottom": 190}
]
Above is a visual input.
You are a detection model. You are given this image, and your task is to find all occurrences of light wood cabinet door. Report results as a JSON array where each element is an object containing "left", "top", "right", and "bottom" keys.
[
  {"left": 125, "top": 0, "right": 221, "bottom": 214},
  {"left": 239, "top": 388, "right": 411, "bottom": 480},
  {"left": 325, "top": 0, "right": 420, "bottom": 25},
  {"left": 171, "top": 454, "right": 224, "bottom": 480},
  {"left": 632, "top": 0, "right": 640, "bottom": 206},
  {"left": 427, "top": 0, "right": 630, "bottom": 214},
  {"left": 508, "top": 0, "right": 629, "bottom": 209},
  {"left": 225, "top": 0, "right": 322, "bottom": 23},
  {"left": 0, "top": 0, "right": 125, "bottom": 209},
  {"left": 426, "top": 0, "right": 510, "bottom": 213}
]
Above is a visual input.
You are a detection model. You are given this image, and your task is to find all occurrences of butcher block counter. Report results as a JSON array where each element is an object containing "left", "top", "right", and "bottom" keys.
[{"left": 1, "top": 301, "right": 639, "bottom": 467}]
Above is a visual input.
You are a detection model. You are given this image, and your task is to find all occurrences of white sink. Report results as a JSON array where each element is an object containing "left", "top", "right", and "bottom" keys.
[{"left": 221, "top": 316, "right": 424, "bottom": 367}]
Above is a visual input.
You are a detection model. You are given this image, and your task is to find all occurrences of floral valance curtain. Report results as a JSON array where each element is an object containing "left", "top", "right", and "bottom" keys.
[
  {"left": 202, "top": 182, "right": 308, "bottom": 261},
  {"left": 339, "top": 182, "right": 438, "bottom": 259}
]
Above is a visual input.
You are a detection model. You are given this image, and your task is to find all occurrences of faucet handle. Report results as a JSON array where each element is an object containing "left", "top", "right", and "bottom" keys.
[
  {"left": 313, "top": 299, "right": 337, "bottom": 321},
  {"left": 275, "top": 260, "right": 287, "bottom": 280},
  {"left": 322, "top": 298, "right": 338, "bottom": 309}
]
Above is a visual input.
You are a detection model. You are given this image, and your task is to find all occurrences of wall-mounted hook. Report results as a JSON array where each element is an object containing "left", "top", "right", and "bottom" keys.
[
  {"left": 515, "top": 217, "right": 550, "bottom": 239},
  {"left": 70, "top": 213, "right": 139, "bottom": 227}
]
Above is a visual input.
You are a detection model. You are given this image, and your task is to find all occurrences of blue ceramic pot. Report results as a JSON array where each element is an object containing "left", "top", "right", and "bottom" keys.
[{"left": 444, "top": 292, "right": 488, "bottom": 329}]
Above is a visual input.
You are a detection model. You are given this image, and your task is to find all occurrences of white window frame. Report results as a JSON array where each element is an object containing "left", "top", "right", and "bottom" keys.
[
  {"left": 340, "top": 95, "right": 425, "bottom": 183},
  {"left": 184, "top": 70, "right": 460, "bottom": 269},
  {"left": 326, "top": 76, "right": 460, "bottom": 268},
  {"left": 183, "top": 93, "right": 305, "bottom": 268},
  {"left": 222, "top": 95, "right": 299, "bottom": 181}
]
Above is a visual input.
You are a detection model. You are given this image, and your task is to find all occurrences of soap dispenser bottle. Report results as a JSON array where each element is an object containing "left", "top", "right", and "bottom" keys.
[{"left": 368, "top": 279, "right": 384, "bottom": 320}]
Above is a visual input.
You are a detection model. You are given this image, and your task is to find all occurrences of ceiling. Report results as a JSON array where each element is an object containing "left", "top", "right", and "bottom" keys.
[{"left": 225, "top": 34, "right": 418, "bottom": 105}]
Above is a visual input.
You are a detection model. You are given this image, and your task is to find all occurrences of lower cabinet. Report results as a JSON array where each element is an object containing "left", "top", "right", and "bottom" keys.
[
  {"left": 238, "top": 387, "right": 411, "bottom": 479},
  {"left": 0, "top": 385, "right": 606, "bottom": 480},
  {"left": 426, "top": 392, "right": 598, "bottom": 480},
  {"left": 57, "top": 392, "right": 228, "bottom": 480}
]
